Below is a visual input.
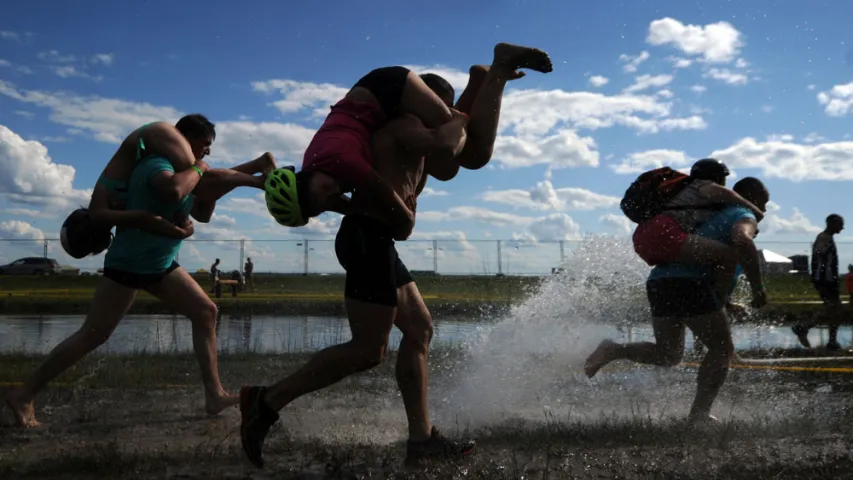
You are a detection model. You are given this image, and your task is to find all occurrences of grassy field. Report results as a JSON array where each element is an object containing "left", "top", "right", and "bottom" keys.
[{"left": 0, "top": 272, "right": 844, "bottom": 319}]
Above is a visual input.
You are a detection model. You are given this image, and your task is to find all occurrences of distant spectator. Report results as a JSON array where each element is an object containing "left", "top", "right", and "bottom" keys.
[
  {"left": 244, "top": 257, "right": 254, "bottom": 292},
  {"left": 210, "top": 258, "right": 220, "bottom": 293},
  {"left": 792, "top": 214, "right": 845, "bottom": 350}
]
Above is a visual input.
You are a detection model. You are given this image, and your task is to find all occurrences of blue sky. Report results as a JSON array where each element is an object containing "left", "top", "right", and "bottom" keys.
[{"left": 2, "top": 0, "right": 853, "bottom": 274}]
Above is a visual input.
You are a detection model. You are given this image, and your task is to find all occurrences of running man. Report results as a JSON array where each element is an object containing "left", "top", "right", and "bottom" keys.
[
  {"left": 584, "top": 177, "right": 770, "bottom": 423},
  {"left": 274, "top": 43, "right": 552, "bottom": 237},
  {"left": 792, "top": 214, "right": 845, "bottom": 350},
  {"left": 5, "top": 123, "right": 274, "bottom": 427},
  {"left": 239, "top": 70, "right": 503, "bottom": 468}
]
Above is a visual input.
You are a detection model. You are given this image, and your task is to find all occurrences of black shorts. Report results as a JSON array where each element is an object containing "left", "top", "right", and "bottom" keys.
[
  {"left": 334, "top": 215, "right": 413, "bottom": 307},
  {"left": 814, "top": 280, "right": 841, "bottom": 306},
  {"left": 353, "top": 66, "right": 410, "bottom": 118},
  {"left": 103, "top": 261, "right": 180, "bottom": 290},
  {"left": 646, "top": 277, "right": 722, "bottom": 318}
]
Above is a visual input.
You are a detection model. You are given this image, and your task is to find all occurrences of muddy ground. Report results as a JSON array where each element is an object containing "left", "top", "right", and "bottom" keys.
[{"left": 2, "top": 349, "right": 853, "bottom": 479}]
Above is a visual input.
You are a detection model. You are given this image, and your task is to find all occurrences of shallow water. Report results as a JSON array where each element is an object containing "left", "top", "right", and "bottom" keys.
[{"left": 0, "top": 313, "right": 845, "bottom": 355}]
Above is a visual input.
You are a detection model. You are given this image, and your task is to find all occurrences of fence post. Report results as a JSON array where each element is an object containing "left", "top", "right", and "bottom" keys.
[
  {"left": 497, "top": 240, "right": 502, "bottom": 275},
  {"left": 43, "top": 239, "right": 48, "bottom": 259},
  {"left": 432, "top": 239, "right": 438, "bottom": 273},
  {"left": 559, "top": 240, "right": 565, "bottom": 263},
  {"left": 303, "top": 240, "right": 309, "bottom": 276},
  {"left": 239, "top": 239, "right": 245, "bottom": 273}
]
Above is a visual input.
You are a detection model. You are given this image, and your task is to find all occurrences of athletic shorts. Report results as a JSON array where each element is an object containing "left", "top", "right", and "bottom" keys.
[
  {"left": 633, "top": 213, "right": 689, "bottom": 266},
  {"left": 814, "top": 280, "right": 841, "bottom": 306},
  {"left": 646, "top": 277, "right": 721, "bottom": 318},
  {"left": 103, "top": 261, "right": 180, "bottom": 290},
  {"left": 353, "top": 66, "right": 411, "bottom": 118},
  {"left": 334, "top": 215, "right": 413, "bottom": 307}
]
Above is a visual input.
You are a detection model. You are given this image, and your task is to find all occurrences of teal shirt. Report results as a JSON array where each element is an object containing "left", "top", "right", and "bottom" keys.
[
  {"left": 104, "top": 156, "right": 194, "bottom": 274},
  {"left": 648, "top": 206, "right": 756, "bottom": 293}
]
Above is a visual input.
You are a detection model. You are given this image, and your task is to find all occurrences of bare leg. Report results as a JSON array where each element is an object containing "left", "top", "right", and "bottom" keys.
[
  {"left": 263, "top": 299, "right": 395, "bottom": 410},
  {"left": 231, "top": 152, "right": 277, "bottom": 175},
  {"left": 454, "top": 65, "right": 490, "bottom": 115},
  {"left": 193, "top": 168, "right": 265, "bottom": 204},
  {"left": 584, "top": 317, "right": 685, "bottom": 378},
  {"left": 682, "top": 311, "right": 734, "bottom": 421},
  {"left": 145, "top": 267, "right": 237, "bottom": 414},
  {"left": 5, "top": 277, "right": 136, "bottom": 427},
  {"left": 455, "top": 43, "right": 553, "bottom": 170},
  {"left": 393, "top": 282, "right": 434, "bottom": 441}
]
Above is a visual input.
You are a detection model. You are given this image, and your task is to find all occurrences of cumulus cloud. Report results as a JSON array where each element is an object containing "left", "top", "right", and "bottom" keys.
[
  {"left": 600, "top": 214, "right": 633, "bottom": 235},
  {"left": 588, "top": 75, "right": 609, "bottom": 87},
  {"left": 646, "top": 17, "right": 744, "bottom": 64},
  {"left": 420, "top": 187, "right": 449, "bottom": 197},
  {"left": 492, "top": 129, "right": 599, "bottom": 170},
  {"left": 710, "top": 137, "right": 853, "bottom": 181},
  {"left": 623, "top": 74, "right": 674, "bottom": 94},
  {"left": 764, "top": 208, "right": 821, "bottom": 235},
  {"left": 619, "top": 51, "right": 650, "bottom": 73},
  {"left": 0, "top": 220, "right": 45, "bottom": 240},
  {"left": 480, "top": 181, "right": 620, "bottom": 211},
  {"left": 526, "top": 213, "right": 582, "bottom": 241},
  {"left": 703, "top": 68, "right": 749, "bottom": 85},
  {"left": 817, "top": 82, "right": 853, "bottom": 117},
  {"left": 611, "top": 149, "right": 692, "bottom": 174}
]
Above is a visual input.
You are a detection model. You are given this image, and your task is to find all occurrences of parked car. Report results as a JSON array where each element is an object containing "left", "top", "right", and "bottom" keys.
[{"left": 0, "top": 257, "right": 63, "bottom": 275}]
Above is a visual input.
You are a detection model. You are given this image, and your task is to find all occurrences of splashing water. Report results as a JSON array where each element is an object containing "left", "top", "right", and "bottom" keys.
[{"left": 439, "top": 235, "right": 655, "bottom": 424}]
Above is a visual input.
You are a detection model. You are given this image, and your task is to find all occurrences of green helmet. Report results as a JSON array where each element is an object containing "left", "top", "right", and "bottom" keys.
[{"left": 265, "top": 167, "right": 307, "bottom": 227}]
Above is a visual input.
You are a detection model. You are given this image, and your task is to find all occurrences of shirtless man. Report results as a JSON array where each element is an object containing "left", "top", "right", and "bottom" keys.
[
  {"left": 266, "top": 43, "right": 552, "bottom": 242},
  {"left": 240, "top": 70, "right": 503, "bottom": 468},
  {"left": 60, "top": 114, "right": 276, "bottom": 259},
  {"left": 6, "top": 122, "right": 276, "bottom": 427}
]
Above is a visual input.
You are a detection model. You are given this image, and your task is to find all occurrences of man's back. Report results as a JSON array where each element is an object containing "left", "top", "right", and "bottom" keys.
[
  {"left": 104, "top": 156, "right": 193, "bottom": 274},
  {"left": 811, "top": 231, "right": 838, "bottom": 283}
]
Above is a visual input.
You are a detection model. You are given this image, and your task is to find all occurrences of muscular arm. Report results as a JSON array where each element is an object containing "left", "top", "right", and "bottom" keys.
[
  {"left": 389, "top": 114, "right": 468, "bottom": 182},
  {"left": 730, "top": 218, "right": 763, "bottom": 291},
  {"left": 139, "top": 122, "right": 196, "bottom": 171},
  {"left": 354, "top": 170, "right": 416, "bottom": 240},
  {"left": 87, "top": 185, "right": 189, "bottom": 238},
  {"left": 149, "top": 167, "right": 204, "bottom": 203},
  {"left": 699, "top": 183, "right": 764, "bottom": 221}
]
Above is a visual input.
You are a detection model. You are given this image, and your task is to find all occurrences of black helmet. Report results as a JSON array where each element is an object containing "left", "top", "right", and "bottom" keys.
[{"left": 690, "top": 158, "right": 730, "bottom": 183}]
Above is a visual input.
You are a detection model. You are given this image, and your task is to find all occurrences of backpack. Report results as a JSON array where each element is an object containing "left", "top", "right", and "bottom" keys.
[{"left": 620, "top": 167, "right": 696, "bottom": 224}]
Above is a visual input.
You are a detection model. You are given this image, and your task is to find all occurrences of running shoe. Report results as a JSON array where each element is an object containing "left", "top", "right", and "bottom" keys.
[
  {"left": 405, "top": 426, "right": 475, "bottom": 466},
  {"left": 239, "top": 386, "right": 280, "bottom": 468},
  {"left": 791, "top": 325, "right": 811, "bottom": 348}
]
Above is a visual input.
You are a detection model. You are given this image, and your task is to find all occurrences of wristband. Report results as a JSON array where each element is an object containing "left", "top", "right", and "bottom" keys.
[{"left": 191, "top": 165, "right": 204, "bottom": 177}]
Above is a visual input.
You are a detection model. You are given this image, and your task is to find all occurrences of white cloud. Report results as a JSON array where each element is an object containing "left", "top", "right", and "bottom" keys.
[
  {"left": 526, "top": 213, "right": 582, "bottom": 241},
  {"left": 765, "top": 208, "right": 821, "bottom": 235},
  {"left": 0, "top": 220, "right": 46, "bottom": 240},
  {"left": 217, "top": 194, "right": 268, "bottom": 217},
  {"left": 619, "top": 51, "right": 650, "bottom": 73},
  {"left": 0, "top": 31, "right": 20, "bottom": 41},
  {"left": 765, "top": 201, "right": 781, "bottom": 212},
  {"left": 807, "top": 84, "right": 816, "bottom": 91},
  {"left": 710, "top": 137, "right": 853, "bottom": 181},
  {"left": 210, "top": 213, "right": 237, "bottom": 227},
  {"left": 0, "top": 81, "right": 316, "bottom": 165},
  {"left": 802, "top": 132, "right": 826, "bottom": 144},
  {"left": 623, "top": 74, "right": 674, "bottom": 94},
  {"left": 251, "top": 79, "right": 348, "bottom": 116},
  {"left": 420, "top": 187, "right": 449, "bottom": 197},
  {"left": 480, "top": 181, "right": 620, "bottom": 211},
  {"left": 761, "top": 105, "right": 774, "bottom": 113},
  {"left": 600, "top": 214, "right": 633, "bottom": 235},
  {"left": 703, "top": 68, "right": 749, "bottom": 85},
  {"left": 817, "top": 82, "right": 853, "bottom": 117},
  {"left": 611, "top": 149, "right": 692, "bottom": 174},
  {"left": 90, "top": 54, "right": 114, "bottom": 66},
  {"left": 735, "top": 58, "right": 749, "bottom": 69},
  {"left": 404, "top": 65, "right": 471, "bottom": 93},
  {"left": 646, "top": 17, "right": 744, "bottom": 64},
  {"left": 588, "top": 75, "right": 609, "bottom": 87},
  {"left": 690, "top": 85, "right": 707, "bottom": 94},
  {"left": 0, "top": 125, "right": 90, "bottom": 210},
  {"left": 37, "top": 50, "right": 77, "bottom": 63},
  {"left": 667, "top": 56, "right": 693, "bottom": 68},
  {"left": 0, "top": 208, "right": 53, "bottom": 218},
  {"left": 0, "top": 59, "right": 34, "bottom": 75},
  {"left": 51, "top": 66, "right": 102, "bottom": 81},
  {"left": 492, "top": 129, "right": 599, "bottom": 170},
  {"left": 656, "top": 89, "right": 674, "bottom": 98}
]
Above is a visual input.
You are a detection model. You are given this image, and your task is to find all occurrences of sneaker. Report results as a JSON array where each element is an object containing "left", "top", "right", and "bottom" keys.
[
  {"left": 405, "top": 426, "right": 475, "bottom": 466},
  {"left": 826, "top": 341, "right": 842, "bottom": 351},
  {"left": 791, "top": 325, "right": 811, "bottom": 348},
  {"left": 239, "top": 386, "right": 280, "bottom": 468}
]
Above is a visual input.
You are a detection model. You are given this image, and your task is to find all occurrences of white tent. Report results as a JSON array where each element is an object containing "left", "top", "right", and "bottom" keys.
[{"left": 759, "top": 249, "right": 794, "bottom": 274}]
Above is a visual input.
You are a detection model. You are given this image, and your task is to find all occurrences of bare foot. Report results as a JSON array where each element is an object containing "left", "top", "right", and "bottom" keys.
[
  {"left": 205, "top": 391, "right": 240, "bottom": 415},
  {"left": 241, "top": 152, "right": 277, "bottom": 175},
  {"left": 493, "top": 42, "right": 553, "bottom": 74},
  {"left": 584, "top": 339, "right": 620, "bottom": 378},
  {"left": 4, "top": 390, "right": 42, "bottom": 428},
  {"left": 258, "top": 152, "right": 277, "bottom": 174},
  {"left": 471, "top": 64, "right": 525, "bottom": 84}
]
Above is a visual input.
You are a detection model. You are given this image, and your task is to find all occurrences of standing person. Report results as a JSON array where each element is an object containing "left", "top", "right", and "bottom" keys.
[
  {"left": 210, "top": 258, "right": 221, "bottom": 293},
  {"left": 239, "top": 66, "right": 517, "bottom": 468},
  {"left": 584, "top": 178, "right": 770, "bottom": 423},
  {"left": 243, "top": 257, "right": 254, "bottom": 292},
  {"left": 792, "top": 214, "right": 845, "bottom": 350},
  {"left": 5, "top": 139, "right": 274, "bottom": 428}
]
